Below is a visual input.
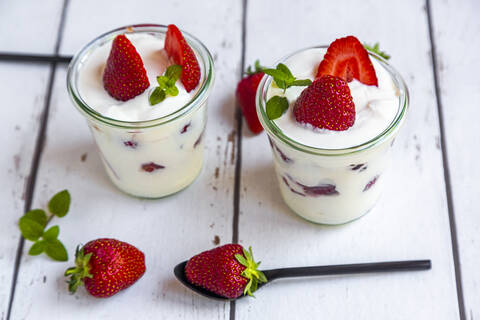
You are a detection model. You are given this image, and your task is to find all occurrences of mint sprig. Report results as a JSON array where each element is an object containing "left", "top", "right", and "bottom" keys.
[
  {"left": 149, "top": 64, "right": 182, "bottom": 106},
  {"left": 364, "top": 42, "right": 390, "bottom": 60},
  {"left": 263, "top": 63, "right": 312, "bottom": 92},
  {"left": 18, "top": 190, "right": 71, "bottom": 262},
  {"left": 266, "top": 96, "right": 289, "bottom": 120}
]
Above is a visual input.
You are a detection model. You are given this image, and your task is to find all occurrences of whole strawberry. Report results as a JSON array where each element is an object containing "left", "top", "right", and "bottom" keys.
[
  {"left": 236, "top": 61, "right": 265, "bottom": 134},
  {"left": 185, "top": 244, "right": 267, "bottom": 299},
  {"left": 294, "top": 75, "right": 356, "bottom": 131},
  {"left": 165, "top": 24, "right": 201, "bottom": 92},
  {"left": 65, "top": 238, "right": 146, "bottom": 298},
  {"left": 103, "top": 35, "right": 150, "bottom": 101}
]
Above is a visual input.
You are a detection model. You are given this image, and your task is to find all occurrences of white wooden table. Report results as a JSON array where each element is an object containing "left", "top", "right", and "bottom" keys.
[{"left": 1, "top": 0, "right": 478, "bottom": 319}]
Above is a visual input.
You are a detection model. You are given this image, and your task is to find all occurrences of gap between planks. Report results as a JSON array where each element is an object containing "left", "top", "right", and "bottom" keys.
[
  {"left": 425, "top": 0, "right": 466, "bottom": 319},
  {"left": 5, "top": 1, "right": 70, "bottom": 319}
]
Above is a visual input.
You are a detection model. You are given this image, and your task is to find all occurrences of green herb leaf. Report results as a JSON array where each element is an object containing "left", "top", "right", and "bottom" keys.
[
  {"left": 264, "top": 63, "right": 311, "bottom": 92},
  {"left": 165, "top": 64, "right": 182, "bottom": 81},
  {"left": 266, "top": 96, "right": 289, "bottom": 120},
  {"left": 291, "top": 79, "right": 313, "bottom": 87},
  {"left": 364, "top": 42, "right": 390, "bottom": 60},
  {"left": 157, "top": 76, "right": 169, "bottom": 89},
  {"left": 149, "top": 87, "right": 166, "bottom": 106},
  {"left": 48, "top": 190, "right": 71, "bottom": 217},
  {"left": 165, "top": 85, "right": 179, "bottom": 97},
  {"left": 29, "top": 240, "right": 46, "bottom": 256},
  {"left": 24, "top": 209, "right": 47, "bottom": 229},
  {"left": 19, "top": 216, "right": 45, "bottom": 241},
  {"left": 45, "top": 239, "right": 68, "bottom": 262},
  {"left": 43, "top": 225, "right": 59, "bottom": 241}
]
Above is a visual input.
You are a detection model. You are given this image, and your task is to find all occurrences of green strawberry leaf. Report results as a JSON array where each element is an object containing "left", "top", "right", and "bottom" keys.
[
  {"left": 266, "top": 96, "right": 289, "bottom": 120},
  {"left": 235, "top": 253, "right": 248, "bottom": 267},
  {"left": 19, "top": 216, "right": 44, "bottom": 241},
  {"left": 48, "top": 189, "right": 71, "bottom": 217},
  {"left": 149, "top": 87, "right": 166, "bottom": 106},
  {"left": 246, "top": 60, "right": 265, "bottom": 75},
  {"left": 45, "top": 239, "right": 68, "bottom": 262},
  {"left": 29, "top": 240, "right": 46, "bottom": 256},
  {"left": 43, "top": 225, "right": 59, "bottom": 241},
  {"left": 24, "top": 209, "right": 47, "bottom": 229}
]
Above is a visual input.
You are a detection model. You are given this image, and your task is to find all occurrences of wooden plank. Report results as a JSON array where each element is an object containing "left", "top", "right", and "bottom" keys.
[
  {"left": 430, "top": 0, "right": 480, "bottom": 318},
  {"left": 0, "top": 63, "right": 51, "bottom": 319},
  {"left": 8, "top": 0, "right": 242, "bottom": 319},
  {"left": 0, "top": 0, "right": 63, "bottom": 54},
  {"left": 238, "top": 0, "right": 460, "bottom": 319}
]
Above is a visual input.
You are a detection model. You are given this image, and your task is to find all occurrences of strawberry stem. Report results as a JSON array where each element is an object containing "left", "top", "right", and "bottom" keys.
[
  {"left": 234, "top": 246, "right": 267, "bottom": 297},
  {"left": 64, "top": 245, "right": 93, "bottom": 294}
]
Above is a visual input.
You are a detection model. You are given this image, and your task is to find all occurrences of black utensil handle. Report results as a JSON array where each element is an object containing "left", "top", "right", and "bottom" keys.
[
  {"left": 262, "top": 260, "right": 431, "bottom": 281},
  {"left": 0, "top": 53, "right": 72, "bottom": 64}
]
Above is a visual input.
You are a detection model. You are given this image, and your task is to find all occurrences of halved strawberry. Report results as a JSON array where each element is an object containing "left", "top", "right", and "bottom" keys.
[
  {"left": 103, "top": 35, "right": 150, "bottom": 101},
  {"left": 165, "top": 24, "right": 201, "bottom": 92},
  {"left": 316, "top": 36, "right": 378, "bottom": 86}
]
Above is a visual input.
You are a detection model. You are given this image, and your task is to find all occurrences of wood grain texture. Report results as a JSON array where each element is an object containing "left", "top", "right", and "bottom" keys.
[
  {"left": 0, "top": 0, "right": 64, "bottom": 54},
  {"left": 8, "top": 0, "right": 242, "bottom": 319},
  {"left": 430, "top": 0, "right": 480, "bottom": 318},
  {"left": 0, "top": 63, "right": 50, "bottom": 319},
  {"left": 238, "top": 0, "right": 460, "bottom": 319}
]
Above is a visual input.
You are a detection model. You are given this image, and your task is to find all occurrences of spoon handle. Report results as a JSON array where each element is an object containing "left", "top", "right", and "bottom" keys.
[{"left": 262, "top": 260, "right": 431, "bottom": 281}]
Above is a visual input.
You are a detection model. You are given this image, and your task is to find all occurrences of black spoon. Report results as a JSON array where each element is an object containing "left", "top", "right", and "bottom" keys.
[{"left": 174, "top": 259, "right": 431, "bottom": 301}]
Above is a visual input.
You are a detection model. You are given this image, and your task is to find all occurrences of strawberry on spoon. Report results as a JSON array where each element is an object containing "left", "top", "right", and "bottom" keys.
[
  {"left": 65, "top": 238, "right": 146, "bottom": 298},
  {"left": 103, "top": 35, "right": 150, "bottom": 101},
  {"left": 316, "top": 35, "right": 378, "bottom": 86},
  {"left": 165, "top": 24, "right": 201, "bottom": 92}
]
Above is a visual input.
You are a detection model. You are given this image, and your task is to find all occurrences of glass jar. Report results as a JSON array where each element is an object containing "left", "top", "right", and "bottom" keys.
[
  {"left": 67, "top": 24, "right": 214, "bottom": 198},
  {"left": 256, "top": 46, "right": 408, "bottom": 224}
]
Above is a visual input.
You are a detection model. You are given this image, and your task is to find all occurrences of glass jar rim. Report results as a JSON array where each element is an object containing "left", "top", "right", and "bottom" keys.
[
  {"left": 256, "top": 45, "right": 409, "bottom": 156},
  {"left": 67, "top": 24, "right": 215, "bottom": 129}
]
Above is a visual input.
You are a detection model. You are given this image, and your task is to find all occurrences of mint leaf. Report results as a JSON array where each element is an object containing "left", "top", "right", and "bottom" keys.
[
  {"left": 266, "top": 96, "right": 289, "bottom": 120},
  {"left": 29, "top": 240, "right": 46, "bottom": 256},
  {"left": 157, "top": 76, "right": 169, "bottom": 89},
  {"left": 24, "top": 209, "right": 47, "bottom": 229},
  {"left": 165, "top": 64, "right": 182, "bottom": 81},
  {"left": 45, "top": 239, "right": 68, "bottom": 262},
  {"left": 43, "top": 225, "right": 59, "bottom": 241},
  {"left": 165, "top": 86, "right": 179, "bottom": 97},
  {"left": 291, "top": 79, "right": 313, "bottom": 87},
  {"left": 48, "top": 190, "right": 70, "bottom": 217},
  {"left": 149, "top": 87, "right": 166, "bottom": 106},
  {"left": 364, "top": 42, "right": 390, "bottom": 60},
  {"left": 264, "top": 63, "right": 311, "bottom": 92},
  {"left": 19, "top": 216, "right": 44, "bottom": 241}
]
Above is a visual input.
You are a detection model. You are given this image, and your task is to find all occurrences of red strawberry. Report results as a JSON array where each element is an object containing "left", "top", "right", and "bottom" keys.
[
  {"left": 65, "top": 238, "right": 146, "bottom": 298},
  {"left": 316, "top": 36, "right": 378, "bottom": 86},
  {"left": 294, "top": 75, "right": 355, "bottom": 131},
  {"left": 236, "top": 65, "right": 265, "bottom": 134},
  {"left": 165, "top": 24, "right": 201, "bottom": 92},
  {"left": 185, "top": 244, "right": 267, "bottom": 299},
  {"left": 103, "top": 35, "right": 150, "bottom": 101}
]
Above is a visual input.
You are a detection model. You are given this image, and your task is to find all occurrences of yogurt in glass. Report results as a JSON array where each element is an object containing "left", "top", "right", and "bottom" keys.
[
  {"left": 67, "top": 24, "right": 214, "bottom": 198},
  {"left": 256, "top": 46, "right": 408, "bottom": 224}
]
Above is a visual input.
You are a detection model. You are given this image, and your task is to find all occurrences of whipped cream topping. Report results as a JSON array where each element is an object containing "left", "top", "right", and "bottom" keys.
[
  {"left": 78, "top": 33, "right": 200, "bottom": 122},
  {"left": 267, "top": 48, "right": 399, "bottom": 149}
]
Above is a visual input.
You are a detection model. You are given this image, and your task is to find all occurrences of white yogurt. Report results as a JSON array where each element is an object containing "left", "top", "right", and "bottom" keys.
[
  {"left": 260, "top": 47, "right": 405, "bottom": 224},
  {"left": 267, "top": 48, "right": 399, "bottom": 149},
  {"left": 71, "top": 30, "right": 211, "bottom": 198},
  {"left": 78, "top": 33, "right": 198, "bottom": 121}
]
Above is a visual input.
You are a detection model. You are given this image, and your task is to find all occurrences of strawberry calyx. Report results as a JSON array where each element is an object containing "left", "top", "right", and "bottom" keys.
[
  {"left": 245, "top": 60, "right": 264, "bottom": 75},
  {"left": 64, "top": 245, "right": 93, "bottom": 294},
  {"left": 234, "top": 246, "right": 267, "bottom": 296}
]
